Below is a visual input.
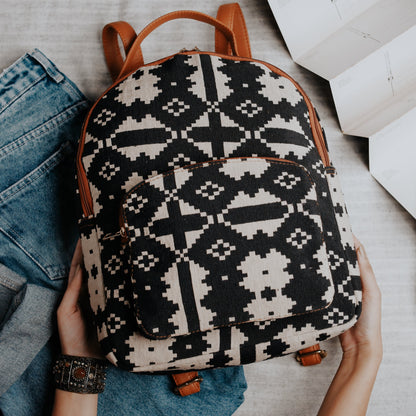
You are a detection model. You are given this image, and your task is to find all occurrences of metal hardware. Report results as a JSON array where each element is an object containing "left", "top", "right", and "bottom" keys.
[
  {"left": 173, "top": 375, "right": 203, "bottom": 395},
  {"left": 178, "top": 46, "right": 200, "bottom": 53},
  {"left": 102, "top": 227, "right": 127, "bottom": 241},
  {"left": 295, "top": 349, "right": 327, "bottom": 363}
]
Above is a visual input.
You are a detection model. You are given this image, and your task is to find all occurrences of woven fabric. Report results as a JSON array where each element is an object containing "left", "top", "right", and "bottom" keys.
[
  {"left": 122, "top": 157, "right": 334, "bottom": 339},
  {"left": 79, "top": 53, "right": 361, "bottom": 371}
]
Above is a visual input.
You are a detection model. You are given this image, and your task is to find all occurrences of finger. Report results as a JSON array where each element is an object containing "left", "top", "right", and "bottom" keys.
[
  {"left": 353, "top": 235, "right": 380, "bottom": 294},
  {"left": 60, "top": 265, "right": 83, "bottom": 310},
  {"left": 68, "top": 239, "right": 83, "bottom": 285}
]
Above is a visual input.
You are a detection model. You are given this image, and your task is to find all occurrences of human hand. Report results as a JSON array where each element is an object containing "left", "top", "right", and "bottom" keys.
[
  {"left": 318, "top": 236, "right": 382, "bottom": 416},
  {"left": 338, "top": 235, "right": 382, "bottom": 361},
  {"left": 57, "top": 239, "right": 103, "bottom": 358}
]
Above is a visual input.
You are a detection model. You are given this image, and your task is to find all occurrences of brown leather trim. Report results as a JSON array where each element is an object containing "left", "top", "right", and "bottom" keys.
[
  {"left": 215, "top": 3, "right": 252, "bottom": 58},
  {"left": 296, "top": 344, "right": 326, "bottom": 366},
  {"left": 171, "top": 371, "right": 202, "bottom": 396},
  {"left": 102, "top": 21, "right": 137, "bottom": 82},
  {"left": 116, "top": 10, "right": 240, "bottom": 81},
  {"left": 77, "top": 51, "right": 330, "bottom": 218}
]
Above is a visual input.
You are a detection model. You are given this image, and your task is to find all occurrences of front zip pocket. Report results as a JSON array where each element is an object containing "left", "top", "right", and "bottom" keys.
[{"left": 119, "top": 157, "right": 334, "bottom": 339}]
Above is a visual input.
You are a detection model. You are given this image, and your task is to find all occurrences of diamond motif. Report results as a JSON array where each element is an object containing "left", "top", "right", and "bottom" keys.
[
  {"left": 168, "top": 153, "right": 193, "bottom": 168},
  {"left": 323, "top": 308, "right": 349, "bottom": 325},
  {"left": 274, "top": 171, "right": 301, "bottom": 189},
  {"left": 206, "top": 239, "right": 236, "bottom": 260},
  {"left": 104, "top": 255, "right": 122, "bottom": 275},
  {"left": 328, "top": 250, "right": 345, "bottom": 270},
  {"left": 107, "top": 313, "right": 126, "bottom": 334},
  {"left": 133, "top": 251, "right": 159, "bottom": 272},
  {"left": 286, "top": 228, "right": 312, "bottom": 249},
  {"left": 126, "top": 195, "right": 148, "bottom": 214},
  {"left": 94, "top": 109, "right": 115, "bottom": 126},
  {"left": 236, "top": 99, "right": 263, "bottom": 117},
  {"left": 162, "top": 98, "right": 190, "bottom": 116},
  {"left": 99, "top": 161, "right": 120, "bottom": 181},
  {"left": 196, "top": 181, "right": 225, "bottom": 200}
]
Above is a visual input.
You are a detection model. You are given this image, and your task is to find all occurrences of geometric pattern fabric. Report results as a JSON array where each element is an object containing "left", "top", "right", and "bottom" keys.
[
  {"left": 122, "top": 157, "right": 334, "bottom": 339},
  {"left": 79, "top": 53, "right": 361, "bottom": 372}
]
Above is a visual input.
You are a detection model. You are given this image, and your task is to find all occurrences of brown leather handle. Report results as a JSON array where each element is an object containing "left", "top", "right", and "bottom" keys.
[
  {"left": 215, "top": 3, "right": 251, "bottom": 58},
  {"left": 114, "top": 10, "right": 240, "bottom": 81},
  {"left": 102, "top": 21, "right": 137, "bottom": 82}
]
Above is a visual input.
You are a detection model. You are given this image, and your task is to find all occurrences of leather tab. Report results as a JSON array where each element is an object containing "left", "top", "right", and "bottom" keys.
[
  {"left": 215, "top": 3, "right": 251, "bottom": 58},
  {"left": 102, "top": 21, "right": 137, "bottom": 82},
  {"left": 296, "top": 344, "right": 327, "bottom": 366},
  {"left": 172, "top": 371, "right": 202, "bottom": 396}
]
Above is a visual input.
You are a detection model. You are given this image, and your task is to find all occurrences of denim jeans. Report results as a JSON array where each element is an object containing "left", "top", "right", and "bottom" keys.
[{"left": 0, "top": 50, "right": 246, "bottom": 415}]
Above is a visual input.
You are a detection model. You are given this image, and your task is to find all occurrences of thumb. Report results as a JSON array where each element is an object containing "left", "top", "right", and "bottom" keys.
[{"left": 60, "top": 265, "right": 83, "bottom": 311}]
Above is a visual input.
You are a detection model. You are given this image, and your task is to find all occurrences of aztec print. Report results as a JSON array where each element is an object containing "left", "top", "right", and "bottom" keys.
[
  {"left": 122, "top": 157, "right": 334, "bottom": 339},
  {"left": 79, "top": 53, "right": 362, "bottom": 371}
]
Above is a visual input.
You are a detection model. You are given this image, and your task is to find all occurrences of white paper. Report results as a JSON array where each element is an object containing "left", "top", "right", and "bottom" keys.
[
  {"left": 369, "top": 108, "right": 416, "bottom": 219},
  {"left": 268, "top": 0, "right": 416, "bottom": 218}
]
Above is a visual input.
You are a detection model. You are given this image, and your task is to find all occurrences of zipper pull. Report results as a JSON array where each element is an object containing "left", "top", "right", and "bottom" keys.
[
  {"left": 178, "top": 46, "right": 200, "bottom": 53},
  {"left": 102, "top": 227, "right": 127, "bottom": 241}
]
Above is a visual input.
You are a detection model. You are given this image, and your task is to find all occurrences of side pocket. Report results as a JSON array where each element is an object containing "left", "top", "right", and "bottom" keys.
[
  {"left": 0, "top": 264, "right": 26, "bottom": 329},
  {"left": 0, "top": 141, "right": 79, "bottom": 284}
]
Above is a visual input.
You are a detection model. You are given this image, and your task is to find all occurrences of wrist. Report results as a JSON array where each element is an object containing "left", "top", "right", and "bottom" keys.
[
  {"left": 342, "top": 341, "right": 383, "bottom": 366},
  {"left": 341, "top": 343, "right": 382, "bottom": 378},
  {"left": 53, "top": 389, "right": 98, "bottom": 416},
  {"left": 61, "top": 348, "right": 103, "bottom": 359}
]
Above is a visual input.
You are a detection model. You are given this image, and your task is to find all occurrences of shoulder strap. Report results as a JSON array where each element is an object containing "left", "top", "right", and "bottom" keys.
[{"left": 215, "top": 3, "right": 251, "bottom": 58}]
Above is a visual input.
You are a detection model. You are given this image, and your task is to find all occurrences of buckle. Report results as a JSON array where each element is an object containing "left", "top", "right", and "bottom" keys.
[
  {"left": 173, "top": 375, "right": 203, "bottom": 395},
  {"left": 296, "top": 349, "right": 327, "bottom": 364}
]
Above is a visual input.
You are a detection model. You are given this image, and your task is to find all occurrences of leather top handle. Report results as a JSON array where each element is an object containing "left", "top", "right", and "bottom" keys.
[
  {"left": 102, "top": 21, "right": 137, "bottom": 82},
  {"left": 104, "top": 10, "right": 240, "bottom": 82},
  {"left": 215, "top": 3, "right": 251, "bottom": 58},
  {"left": 117, "top": 10, "right": 240, "bottom": 81}
]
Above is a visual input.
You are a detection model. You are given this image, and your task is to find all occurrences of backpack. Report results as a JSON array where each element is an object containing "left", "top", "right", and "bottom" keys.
[{"left": 77, "top": 2, "right": 362, "bottom": 395}]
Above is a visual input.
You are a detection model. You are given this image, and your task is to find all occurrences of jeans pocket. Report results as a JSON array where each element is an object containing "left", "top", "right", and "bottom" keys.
[{"left": 0, "top": 139, "right": 79, "bottom": 287}]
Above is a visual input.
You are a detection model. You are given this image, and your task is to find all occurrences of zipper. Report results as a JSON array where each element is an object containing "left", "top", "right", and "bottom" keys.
[
  {"left": 77, "top": 51, "right": 330, "bottom": 219},
  {"left": 178, "top": 46, "right": 200, "bottom": 53}
]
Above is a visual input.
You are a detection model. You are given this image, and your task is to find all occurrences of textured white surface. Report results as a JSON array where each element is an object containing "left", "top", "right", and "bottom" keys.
[
  {"left": 1, "top": 1, "right": 415, "bottom": 415},
  {"left": 268, "top": 0, "right": 416, "bottom": 219}
]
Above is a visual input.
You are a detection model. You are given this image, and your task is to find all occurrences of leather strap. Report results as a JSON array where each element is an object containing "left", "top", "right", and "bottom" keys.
[
  {"left": 296, "top": 344, "right": 327, "bottom": 366},
  {"left": 215, "top": 3, "right": 251, "bottom": 58},
  {"left": 171, "top": 371, "right": 203, "bottom": 396},
  {"left": 102, "top": 21, "right": 137, "bottom": 82},
  {"left": 116, "top": 10, "right": 240, "bottom": 81}
]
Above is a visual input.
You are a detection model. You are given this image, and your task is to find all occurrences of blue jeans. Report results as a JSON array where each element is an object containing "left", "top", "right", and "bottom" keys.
[{"left": 0, "top": 50, "right": 246, "bottom": 415}]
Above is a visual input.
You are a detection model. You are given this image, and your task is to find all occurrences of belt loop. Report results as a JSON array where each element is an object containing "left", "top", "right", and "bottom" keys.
[{"left": 29, "top": 49, "right": 65, "bottom": 83}]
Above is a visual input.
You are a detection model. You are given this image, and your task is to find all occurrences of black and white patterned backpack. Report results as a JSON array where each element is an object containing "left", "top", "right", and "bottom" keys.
[{"left": 77, "top": 3, "right": 361, "bottom": 385}]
